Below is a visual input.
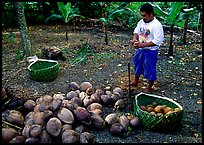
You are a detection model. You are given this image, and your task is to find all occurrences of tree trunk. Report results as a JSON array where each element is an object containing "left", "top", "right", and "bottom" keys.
[
  {"left": 181, "top": 2, "right": 190, "bottom": 45},
  {"left": 105, "top": 25, "right": 108, "bottom": 45},
  {"left": 168, "top": 24, "right": 174, "bottom": 56},
  {"left": 14, "top": 2, "right": 32, "bottom": 57}
]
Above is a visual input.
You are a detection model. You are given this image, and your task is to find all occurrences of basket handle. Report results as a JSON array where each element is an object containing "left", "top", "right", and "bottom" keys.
[{"left": 27, "top": 55, "right": 38, "bottom": 64}]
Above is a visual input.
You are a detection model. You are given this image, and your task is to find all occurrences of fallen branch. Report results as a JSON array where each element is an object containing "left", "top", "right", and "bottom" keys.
[{"left": 2, "top": 119, "right": 22, "bottom": 130}]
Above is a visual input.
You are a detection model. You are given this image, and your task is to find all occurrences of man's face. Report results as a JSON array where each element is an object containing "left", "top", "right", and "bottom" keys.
[{"left": 140, "top": 12, "right": 153, "bottom": 23}]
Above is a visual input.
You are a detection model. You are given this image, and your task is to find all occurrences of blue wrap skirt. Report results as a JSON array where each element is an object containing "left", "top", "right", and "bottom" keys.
[{"left": 133, "top": 49, "right": 158, "bottom": 81}]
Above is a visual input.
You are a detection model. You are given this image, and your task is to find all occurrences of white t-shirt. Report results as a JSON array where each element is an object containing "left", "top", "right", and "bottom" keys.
[{"left": 133, "top": 17, "right": 164, "bottom": 50}]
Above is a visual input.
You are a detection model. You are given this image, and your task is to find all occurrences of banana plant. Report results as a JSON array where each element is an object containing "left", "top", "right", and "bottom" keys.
[
  {"left": 45, "top": 2, "right": 85, "bottom": 40},
  {"left": 99, "top": 2, "right": 129, "bottom": 45},
  {"left": 151, "top": 2, "right": 195, "bottom": 56}
]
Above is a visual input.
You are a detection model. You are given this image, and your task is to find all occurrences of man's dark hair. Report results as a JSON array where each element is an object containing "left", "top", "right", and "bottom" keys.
[{"left": 140, "top": 3, "right": 154, "bottom": 15}]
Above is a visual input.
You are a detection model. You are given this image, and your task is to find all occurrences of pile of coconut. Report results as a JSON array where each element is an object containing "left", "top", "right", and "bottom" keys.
[{"left": 2, "top": 81, "right": 141, "bottom": 143}]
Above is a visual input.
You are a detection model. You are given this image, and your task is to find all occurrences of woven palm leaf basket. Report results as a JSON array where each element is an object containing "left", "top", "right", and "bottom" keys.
[
  {"left": 134, "top": 92, "right": 183, "bottom": 132},
  {"left": 28, "top": 59, "right": 60, "bottom": 82}
]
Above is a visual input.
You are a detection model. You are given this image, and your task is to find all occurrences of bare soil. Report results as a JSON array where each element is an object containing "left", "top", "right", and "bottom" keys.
[{"left": 2, "top": 24, "right": 202, "bottom": 143}]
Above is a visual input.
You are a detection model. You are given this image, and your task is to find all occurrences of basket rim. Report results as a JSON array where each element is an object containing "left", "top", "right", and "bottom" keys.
[
  {"left": 135, "top": 92, "right": 183, "bottom": 110},
  {"left": 27, "top": 59, "right": 59, "bottom": 71}
]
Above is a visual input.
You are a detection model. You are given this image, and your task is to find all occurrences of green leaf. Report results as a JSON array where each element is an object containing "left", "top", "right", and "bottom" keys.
[
  {"left": 168, "top": 2, "right": 184, "bottom": 24},
  {"left": 45, "top": 14, "right": 62, "bottom": 23}
]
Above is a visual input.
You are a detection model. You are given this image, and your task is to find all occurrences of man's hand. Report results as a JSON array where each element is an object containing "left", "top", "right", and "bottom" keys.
[{"left": 134, "top": 42, "right": 146, "bottom": 48}]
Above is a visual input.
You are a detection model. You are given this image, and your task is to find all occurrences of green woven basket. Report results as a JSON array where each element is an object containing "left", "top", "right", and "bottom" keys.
[
  {"left": 28, "top": 59, "right": 60, "bottom": 82},
  {"left": 134, "top": 92, "right": 183, "bottom": 132}
]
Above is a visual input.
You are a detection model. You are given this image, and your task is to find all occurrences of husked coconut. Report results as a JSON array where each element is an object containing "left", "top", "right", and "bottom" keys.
[
  {"left": 24, "top": 100, "right": 36, "bottom": 111},
  {"left": 62, "top": 124, "right": 73, "bottom": 133},
  {"left": 105, "top": 113, "right": 118, "bottom": 126},
  {"left": 62, "top": 130, "right": 80, "bottom": 143},
  {"left": 66, "top": 91, "right": 78, "bottom": 100},
  {"left": 100, "top": 94, "right": 111, "bottom": 105},
  {"left": 53, "top": 93, "right": 65, "bottom": 100},
  {"left": 90, "top": 93, "right": 101, "bottom": 103},
  {"left": 109, "top": 123, "right": 124, "bottom": 136},
  {"left": 33, "top": 112, "right": 45, "bottom": 125},
  {"left": 36, "top": 97, "right": 44, "bottom": 105},
  {"left": 80, "top": 82, "right": 92, "bottom": 91},
  {"left": 91, "top": 115, "right": 106, "bottom": 130},
  {"left": 49, "top": 99, "right": 62, "bottom": 111},
  {"left": 71, "top": 96, "right": 83, "bottom": 106},
  {"left": 22, "top": 124, "right": 31, "bottom": 138},
  {"left": 25, "top": 138, "right": 39, "bottom": 143},
  {"left": 86, "top": 87, "right": 95, "bottom": 95},
  {"left": 24, "top": 111, "right": 35, "bottom": 125},
  {"left": 130, "top": 116, "right": 140, "bottom": 128},
  {"left": 30, "top": 124, "right": 43, "bottom": 138},
  {"left": 111, "top": 92, "right": 122, "bottom": 103},
  {"left": 64, "top": 101, "right": 78, "bottom": 112},
  {"left": 79, "top": 132, "right": 95, "bottom": 143},
  {"left": 118, "top": 115, "right": 129, "bottom": 131},
  {"left": 46, "top": 117, "right": 62, "bottom": 137},
  {"left": 87, "top": 103, "right": 103, "bottom": 111},
  {"left": 2, "top": 128, "right": 19, "bottom": 142},
  {"left": 9, "top": 136, "right": 26, "bottom": 143},
  {"left": 43, "top": 110, "right": 54, "bottom": 122},
  {"left": 113, "top": 87, "right": 124, "bottom": 96},
  {"left": 42, "top": 95, "right": 53, "bottom": 105},
  {"left": 67, "top": 82, "right": 80, "bottom": 92},
  {"left": 83, "top": 95, "right": 94, "bottom": 107},
  {"left": 75, "top": 124, "right": 84, "bottom": 134},
  {"left": 89, "top": 109, "right": 103, "bottom": 117},
  {"left": 57, "top": 108, "right": 74, "bottom": 124},
  {"left": 114, "top": 99, "right": 125, "bottom": 110},
  {"left": 73, "top": 107, "right": 92, "bottom": 126},
  {"left": 95, "top": 89, "right": 104, "bottom": 97},
  {"left": 40, "top": 130, "right": 52, "bottom": 143},
  {"left": 5, "top": 110, "right": 24, "bottom": 125},
  {"left": 79, "top": 92, "right": 88, "bottom": 101}
]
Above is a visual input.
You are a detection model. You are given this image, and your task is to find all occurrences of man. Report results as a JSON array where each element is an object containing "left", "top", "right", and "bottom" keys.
[{"left": 129, "top": 3, "right": 164, "bottom": 93}]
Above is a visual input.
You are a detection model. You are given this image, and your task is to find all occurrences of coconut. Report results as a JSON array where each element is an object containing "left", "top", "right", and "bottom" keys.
[
  {"left": 87, "top": 103, "right": 103, "bottom": 111},
  {"left": 49, "top": 99, "right": 62, "bottom": 111},
  {"left": 89, "top": 109, "right": 103, "bottom": 117},
  {"left": 91, "top": 115, "right": 106, "bottom": 130},
  {"left": 130, "top": 116, "right": 140, "bottom": 128},
  {"left": 73, "top": 107, "right": 92, "bottom": 126},
  {"left": 39, "top": 130, "right": 52, "bottom": 143},
  {"left": 66, "top": 91, "right": 78, "bottom": 100},
  {"left": 114, "top": 99, "right": 125, "bottom": 110},
  {"left": 100, "top": 94, "right": 112, "bottom": 105},
  {"left": 24, "top": 111, "right": 35, "bottom": 125},
  {"left": 25, "top": 138, "right": 39, "bottom": 143},
  {"left": 109, "top": 123, "right": 124, "bottom": 136},
  {"left": 33, "top": 112, "right": 45, "bottom": 125},
  {"left": 64, "top": 101, "right": 79, "bottom": 112},
  {"left": 83, "top": 95, "right": 94, "bottom": 107},
  {"left": 95, "top": 89, "right": 104, "bottom": 97},
  {"left": 71, "top": 96, "right": 83, "bottom": 106},
  {"left": 75, "top": 125, "right": 84, "bottom": 134},
  {"left": 46, "top": 117, "right": 62, "bottom": 137},
  {"left": 9, "top": 136, "right": 26, "bottom": 143},
  {"left": 62, "top": 124, "right": 73, "bottom": 133},
  {"left": 30, "top": 124, "right": 43, "bottom": 138},
  {"left": 79, "top": 132, "right": 95, "bottom": 143},
  {"left": 118, "top": 115, "right": 129, "bottom": 131},
  {"left": 79, "top": 92, "right": 88, "bottom": 101},
  {"left": 105, "top": 113, "right": 118, "bottom": 126},
  {"left": 86, "top": 87, "right": 95, "bottom": 95},
  {"left": 62, "top": 130, "right": 80, "bottom": 143},
  {"left": 80, "top": 82, "right": 92, "bottom": 91},
  {"left": 22, "top": 124, "right": 31, "bottom": 138},
  {"left": 53, "top": 93, "right": 65, "bottom": 100},
  {"left": 5, "top": 110, "right": 24, "bottom": 125},
  {"left": 2, "top": 128, "right": 19, "bottom": 142},
  {"left": 57, "top": 108, "right": 74, "bottom": 124},
  {"left": 67, "top": 82, "right": 80, "bottom": 92},
  {"left": 90, "top": 93, "right": 101, "bottom": 103},
  {"left": 113, "top": 87, "right": 124, "bottom": 96},
  {"left": 24, "top": 100, "right": 36, "bottom": 111}
]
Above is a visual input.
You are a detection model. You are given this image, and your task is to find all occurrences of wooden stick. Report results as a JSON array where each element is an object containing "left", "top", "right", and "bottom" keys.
[
  {"left": 128, "top": 62, "right": 131, "bottom": 98},
  {"left": 2, "top": 120, "right": 22, "bottom": 130}
]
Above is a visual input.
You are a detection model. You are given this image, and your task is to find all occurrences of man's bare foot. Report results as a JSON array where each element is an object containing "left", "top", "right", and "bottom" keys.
[
  {"left": 125, "top": 82, "right": 138, "bottom": 87},
  {"left": 145, "top": 87, "right": 153, "bottom": 93}
]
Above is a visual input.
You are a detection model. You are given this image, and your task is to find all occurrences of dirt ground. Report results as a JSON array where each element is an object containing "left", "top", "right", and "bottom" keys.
[{"left": 2, "top": 24, "right": 202, "bottom": 143}]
